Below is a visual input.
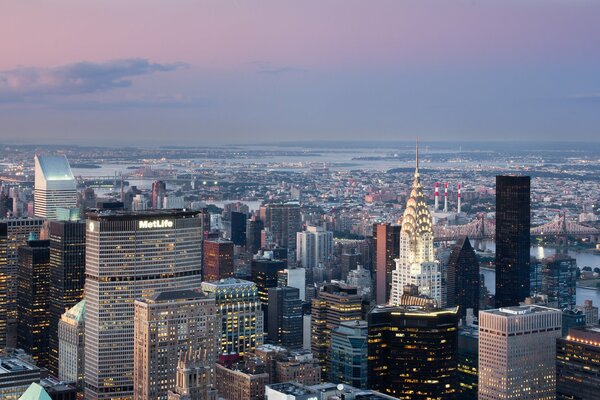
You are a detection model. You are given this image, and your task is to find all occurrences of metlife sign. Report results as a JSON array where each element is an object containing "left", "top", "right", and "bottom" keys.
[{"left": 138, "top": 219, "right": 174, "bottom": 229}]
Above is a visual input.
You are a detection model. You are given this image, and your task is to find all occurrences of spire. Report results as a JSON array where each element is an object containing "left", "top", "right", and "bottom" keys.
[{"left": 415, "top": 138, "right": 419, "bottom": 176}]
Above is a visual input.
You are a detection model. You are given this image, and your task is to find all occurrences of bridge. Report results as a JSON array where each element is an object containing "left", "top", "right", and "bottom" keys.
[{"left": 433, "top": 212, "right": 600, "bottom": 243}]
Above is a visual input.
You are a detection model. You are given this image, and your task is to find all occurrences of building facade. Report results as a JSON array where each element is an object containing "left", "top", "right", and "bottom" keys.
[
  {"left": 495, "top": 175, "right": 531, "bottom": 307},
  {"left": 541, "top": 254, "right": 577, "bottom": 310},
  {"left": 201, "top": 278, "right": 264, "bottom": 356},
  {"left": 330, "top": 320, "right": 368, "bottom": 389},
  {"left": 556, "top": 327, "right": 600, "bottom": 399},
  {"left": 134, "top": 290, "right": 218, "bottom": 400},
  {"left": 202, "top": 239, "right": 234, "bottom": 282},
  {"left": 478, "top": 305, "right": 562, "bottom": 400},
  {"left": 260, "top": 203, "right": 301, "bottom": 253},
  {"left": 267, "top": 286, "right": 303, "bottom": 348},
  {"left": 58, "top": 300, "right": 85, "bottom": 390},
  {"left": 296, "top": 226, "right": 333, "bottom": 269},
  {"left": 34, "top": 155, "right": 77, "bottom": 220},
  {"left": 373, "top": 223, "right": 401, "bottom": 305},
  {"left": 84, "top": 210, "right": 204, "bottom": 400},
  {"left": 446, "top": 236, "right": 480, "bottom": 317}
]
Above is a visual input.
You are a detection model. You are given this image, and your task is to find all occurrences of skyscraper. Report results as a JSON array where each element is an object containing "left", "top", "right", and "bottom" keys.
[
  {"left": 58, "top": 300, "right": 85, "bottom": 390},
  {"left": 230, "top": 211, "right": 247, "bottom": 246},
  {"left": 260, "top": 203, "right": 301, "bottom": 253},
  {"left": 151, "top": 180, "right": 167, "bottom": 209},
  {"left": 495, "top": 175, "right": 531, "bottom": 307},
  {"left": 17, "top": 239, "right": 51, "bottom": 368},
  {"left": 478, "top": 305, "right": 561, "bottom": 400},
  {"left": 0, "top": 218, "right": 44, "bottom": 348},
  {"left": 34, "top": 155, "right": 77, "bottom": 220},
  {"left": 372, "top": 223, "right": 400, "bottom": 305},
  {"left": 202, "top": 239, "right": 234, "bottom": 282},
  {"left": 541, "top": 254, "right": 577, "bottom": 309},
  {"left": 48, "top": 220, "right": 86, "bottom": 376},
  {"left": 84, "top": 210, "right": 204, "bottom": 400},
  {"left": 296, "top": 226, "right": 333, "bottom": 269},
  {"left": 246, "top": 217, "right": 263, "bottom": 255},
  {"left": 330, "top": 320, "right": 368, "bottom": 389},
  {"left": 446, "top": 236, "right": 480, "bottom": 317},
  {"left": 267, "top": 286, "right": 303, "bottom": 349},
  {"left": 556, "top": 327, "right": 600, "bottom": 399},
  {"left": 167, "top": 349, "right": 218, "bottom": 400},
  {"left": 390, "top": 145, "right": 441, "bottom": 304},
  {"left": 368, "top": 305, "right": 459, "bottom": 399},
  {"left": 251, "top": 256, "right": 286, "bottom": 322},
  {"left": 134, "top": 289, "right": 218, "bottom": 400},
  {"left": 201, "top": 278, "right": 264, "bottom": 356},
  {"left": 311, "top": 282, "right": 362, "bottom": 379}
]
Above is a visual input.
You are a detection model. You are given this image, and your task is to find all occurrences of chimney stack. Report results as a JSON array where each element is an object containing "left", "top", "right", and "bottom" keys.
[
  {"left": 434, "top": 182, "right": 439, "bottom": 210},
  {"left": 458, "top": 183, "right": 462, "bottom": 214},
  {"left": 444, "top": 182, "right": 448, "bottom": 213}
]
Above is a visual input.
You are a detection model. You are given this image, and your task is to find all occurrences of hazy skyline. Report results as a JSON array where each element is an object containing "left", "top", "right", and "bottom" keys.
[{"left": 2, "top": 1, "right": 600, "bottom": 145}]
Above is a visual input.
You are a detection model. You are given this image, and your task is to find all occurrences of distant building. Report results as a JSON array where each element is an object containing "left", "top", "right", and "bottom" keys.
[
  {"left": 260, "top": 203, "right": 302, "bottom": 253},
  {"left": 34, "top": 155, "right": 77, "bottom": 220},
  {"left": 575, "top": 299, "right": 599, "bottom": 326},
  {"left": 215, "top": 360, "right": 269, "bottom": 400},
  {"left": 134, "top": 290, "right": 218, "bottom": 400},
  {"left": 58, "top": 300, "right": 85, "bottom": 391},
  {"left": 556, "top": 327, "right": 600, "bottom": 399},
  {"left": 265, "top": 382, "right": 319, "bottom": 400},
  {"left": 368, "top": 305, "right": 459, "bottom": 399},
  {"left": 311, "top": 283, "right": 362, "bottom": 379},
  {"left": 167, "top": 349, "right": 218, "bottom": 400},
  {"left": 541, "top": 254, "right": 577, "bottom": 309},
  {"left": 230, "top": 211, "right": 247, "bottom": 246},
  {"left": 446, "top": 236, "right": 479, "bottom": 317},
  {"left": 246, "top": 217, "right": 263, "bottom": 254},
  {"left": 251, "top": 256, "right": 286, "bottom": 321},
  {"left": 48, "top": 220, "right": 86, "bottom": 377},
  {"left": 151, "top": 180, "right": 167, "bottom": 209},
  {"left": 495, "top": 175, "right": 531, "bottom": 307},
  {"left": 561, "top": 308, "right": 586, "bottom": 336},
  {"left": 330, "top": 320, "right": 368, "bottom": 389},
  {"left": 372, "top": 223, "right": 401, "bottom": 306},
  {"left": 203, "top": 239, "right": 234, "bottom": 282},
  {"left": 274, "top": 351, "right": 321, "bottom": 386},
  {"left": 17, "top": 239, "right": 51, "bottom": 368},
  {"left": 277, "top": 267, "right": 306, "bottom": 301},
  {"left": 478, "top": 305, "right": 561, "bottom": 400},
  {"left": 296, "top": 226, "right": 333, "bottom": 269},
  {"left": 201, "top": 278, "right": 264, "bottom": 356},
  {"left": 267, "top": 286, "right": 303, "bottom": 349}
]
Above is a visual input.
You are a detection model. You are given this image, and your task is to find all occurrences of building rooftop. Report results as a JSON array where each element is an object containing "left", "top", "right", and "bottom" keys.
[
  {"left": 0, "top": 357, "right": 39, "bottom": 375},
  {"left": 202, "top": 277, "right": 255, "bottom": 288},
  {"left": 35, "top": 155, "right": 75, "bottom": 182},
  {"left": 484, "top": 305, "right": 560, "bottom": 317},
  {"left": 18, "top": 383, "right": 51, "bottom": 400},
  {"left": 64, "top": 300, "right": 85, "bottom": 323},
  {"left": 87, "top": 208, "right": 201, "bottom": 220},
  {"left": 145, "top": 289, "right": 207, "bottom": 303},
  {"left": 268, "top": 382, "right": 319, "bottom": 396}
]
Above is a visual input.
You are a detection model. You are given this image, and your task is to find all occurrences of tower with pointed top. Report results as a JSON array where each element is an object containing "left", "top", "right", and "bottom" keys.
[{"left": 390, "top": 142, "right": 441, "bottom": 305}]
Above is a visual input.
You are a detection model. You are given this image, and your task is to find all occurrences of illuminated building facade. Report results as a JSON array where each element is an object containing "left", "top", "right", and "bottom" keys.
[
  {"left": 267, "top": 286, "right": 303, "bottom": 349},
  {"left": 202, "top": 239, "right": 234, "bottom": 282},
  {"left": 84, "top": 210, "right": 204, "bottom": 400},
  {"left": 133, "top": 290, "right": 218, "bottom": 400},
  {"left": 201, "top": 278, "right": 264, "bottom": 356},
  {"left": 17, "top": 239, "right": 51, "bottom": 368},
  {"left": 34, "top": 155, "right": 77, "bottom": 220},
  {"left": 479, "top": 306, "right": 561, "bottom": 400},
  {"left": 367, "top": 305, "right": 459, "bottom": 399},
  {"left": 48, "top": 220, "right": 86, "bottom": 376},
  {"left": 556, "top": 327, "right": 600, "bottom": 399},
  {"left": 391, "top": 146, "right": 441, "bottom": 304},
  {"left": 311, "top": 282, "right": 362, "bottom": 379},
  {"left": 58, "top": 300, "right": 85, "bottom": 390},
  {"left": 0, "top": 218, "right": 44, "bottom": 348}
]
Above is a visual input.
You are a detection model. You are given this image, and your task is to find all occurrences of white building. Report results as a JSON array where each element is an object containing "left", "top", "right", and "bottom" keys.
[
  {"left": 34, "top": 155, "right": 77, "bottom": 220},
  {"left": 84, "top": 210, "right": 204, "bottom": 400},
  {"left": 390, "top": 147, "right": 441, "bottom": 305},
  {"left": 279, "top": 267, "right": 306, "bottom": 301},
  {"left": 478, "top": 305, "right": 562, "bottom": 400},
  {"left": 58, "top": 300, "right": 85, "bottom": 390},
  {"left": 296, "top": 226, "right": 333, "bottom": 269}
]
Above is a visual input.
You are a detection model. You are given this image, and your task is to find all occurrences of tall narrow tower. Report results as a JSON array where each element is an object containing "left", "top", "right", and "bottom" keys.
[{"left": 390, "top": 142, "right": 441, "bottom": 304}]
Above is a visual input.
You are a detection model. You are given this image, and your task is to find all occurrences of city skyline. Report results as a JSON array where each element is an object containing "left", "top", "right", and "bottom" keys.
[{"left": 2, "top": 1, "right": 600, "bottom": 145}]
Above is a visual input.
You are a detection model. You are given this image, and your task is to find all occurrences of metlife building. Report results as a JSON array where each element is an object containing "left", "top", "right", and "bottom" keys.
[{"left": 84, "top": 209, "right": 203, "bottom": 400}]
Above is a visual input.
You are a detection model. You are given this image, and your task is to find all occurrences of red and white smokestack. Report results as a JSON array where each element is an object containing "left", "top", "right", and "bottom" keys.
[
  {"left": 434, "top": 182, "right": 439, "bottom": 210},
  {"left": 444, "top": 182, "right": 448, "bottom": 212},
  {"left": 458, "top": 183, "right": 462, "bottom": 214}
]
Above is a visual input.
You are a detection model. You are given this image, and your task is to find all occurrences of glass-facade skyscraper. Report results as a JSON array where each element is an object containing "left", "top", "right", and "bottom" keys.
[{"left": 495, "top": 175, "right": 530, "bottom": 308}]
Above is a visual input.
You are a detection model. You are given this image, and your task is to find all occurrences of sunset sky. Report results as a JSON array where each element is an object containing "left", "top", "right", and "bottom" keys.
[{"left": 2, "top": 1, "right": 600, "bottom": 145}]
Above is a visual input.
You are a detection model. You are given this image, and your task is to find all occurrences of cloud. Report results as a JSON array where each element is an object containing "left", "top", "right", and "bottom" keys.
[
  {"left": 0, "top": 58, "right": 186, "bottom": 102},
  {"left": 252, "top": 61, "right": 306, "bottom": 76},
  {"left": 566, "top": 93, "right": 600, "bottom": 103}
]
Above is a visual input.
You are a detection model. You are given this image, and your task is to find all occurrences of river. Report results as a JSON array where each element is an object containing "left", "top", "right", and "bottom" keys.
[{"left": 478, "top": 242, "right": 600, "bottom": 306}]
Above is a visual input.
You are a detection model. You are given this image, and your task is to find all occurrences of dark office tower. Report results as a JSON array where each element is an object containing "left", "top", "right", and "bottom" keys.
[
  {"left": 151, "top": 180, "right": 167, "bottom": 209},
  {"left": 246, "top": 217, "right": 263, "bottom": 254},
  {"left": 447, "top": 236, "right": 480, "bottom": 317},
  {"left": 556, "top": 327, "right": 600, "bottom": 400},
  {"left": 0, "top": 218, "right": 44, "bottom": 349},
  {"left": 260, "top": 203, "right": 302, "bottom": 252},
  {"left": 230, "top": 211, "right": 247, "bottom": 246},
  {"left": 203, "top": 239, "right": 234, "bottom": 282},
  {"left": 368, "top": 305, "right": 459, "bottom": 399},
  {"left": 267, "top": 286, "right": 303, "bottom": 348},
  {"left": 340, "top": 251, "right": 359, "bottom": 281},
  {"left": 495, "top": 175, "right": 530, "bottom": 308},
  {"left": 373, "top": 223, "right": 401, "bottom": 305},
  {"left": 311, "top": 282, "right": 362, "bottom": 379},
  {"left": 17, "top": 239, "right": 51, "bottom": 368},
  {"left": 542, "top": 254, "right": 577, "bottom": 310},
  {"left": 47, "top": 220, "right": 86, "bottom": 376},
  {"left": 251, "top": 257, "right": 286, "bottom": 321}
]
